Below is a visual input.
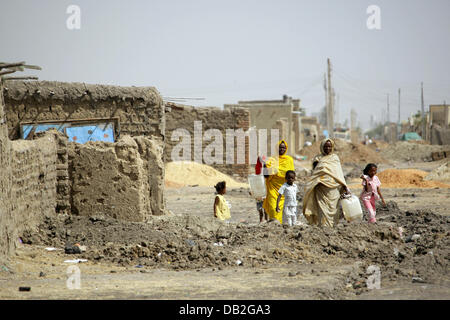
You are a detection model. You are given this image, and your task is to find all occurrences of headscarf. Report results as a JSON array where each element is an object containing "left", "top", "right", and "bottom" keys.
[
  {"left": 265, "top": 139, "right": 293, "bottom": 178},
  {"left": 320, "top": 138, "right": 335, "bottom": 155},
  {"left": 312, "top": 138, "right": 335, "bottom": 164},
  {"left": 308, "top": 138, "right": 346, "bottom": 189}
]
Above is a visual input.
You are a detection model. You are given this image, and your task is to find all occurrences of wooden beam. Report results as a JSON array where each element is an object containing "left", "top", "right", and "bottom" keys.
[
  {"left": 3, "top": 76, "right": 39, "bottom": 80},
  {"left": 23, "top": 64, "right": 42, "bottom": 70},
  {"left": 0, "top": 61, "right": 25, "bottom": 69},
  {"left": 0, "top": 69, "right": 16, "bottom": 76}
]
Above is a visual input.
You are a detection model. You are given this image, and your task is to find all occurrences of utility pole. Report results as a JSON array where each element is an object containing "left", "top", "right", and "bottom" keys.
[
  {"left": 421, "top": 82, "right": 425, "bottom": 139},
  {"left": 350, "top": 108, "right": 358, "bottom": 143},
  {"left": 398, "top": 88, "right": 401, "bottom": 124},
  {"left": 386, "top": 93, "right": 390, "bottom": 123},
  {"left": 327, "top": 58, "right": 334, "bottom": 138},
  {"left": 445, "top": 100, "right": 448, "bottom": 129},
  {"left": 323, "top": 73, "right": 327, "bottom": 112},
  {"left": 335, "top": 93, "right": 340, "bottom": 126}
]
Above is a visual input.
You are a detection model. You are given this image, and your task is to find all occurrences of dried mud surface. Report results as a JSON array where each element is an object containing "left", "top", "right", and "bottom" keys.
[{"left": 1, "top": 188, "right": 448, "bottom": 300}]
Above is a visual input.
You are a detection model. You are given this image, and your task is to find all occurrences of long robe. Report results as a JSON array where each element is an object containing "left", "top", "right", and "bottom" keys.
[
  {"left": 262, "top": 140, "right": 295, "bottom": 223},
  {"left": 302, "top": 139, "right": 347, "bottom": 227}
]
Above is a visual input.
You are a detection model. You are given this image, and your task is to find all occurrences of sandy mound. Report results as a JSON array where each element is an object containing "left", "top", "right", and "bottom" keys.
[
  {"left": 425, "top": 162, "right": 450, "bottom": 183},
  {"left": 380, "top": 141, "right": 447, "bottom": 162},
  {"left": 299, "top": 139, "right": 388, "bottom": 165},
  {"left": 377, "top": 169, "right": 450, "bottom": 188},
  {"left": 165, "top": 161, "right": 248, "bottom": 189}
]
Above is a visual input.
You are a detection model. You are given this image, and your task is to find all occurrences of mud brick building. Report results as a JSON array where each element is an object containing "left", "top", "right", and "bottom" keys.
[
  {"left": 0, "top": 80, "right": 167, "bottom": 260},
  {"left": 224, "top": 95, "right": 305, "bottom": 156},
  {"left": 0, "top": 79, "right": 255, "bottom": 260}
]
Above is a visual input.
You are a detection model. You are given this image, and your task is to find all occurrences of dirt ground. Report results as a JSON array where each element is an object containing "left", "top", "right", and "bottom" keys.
[{"left": 0, "top": 158, "right": 449, "bottom": 300}]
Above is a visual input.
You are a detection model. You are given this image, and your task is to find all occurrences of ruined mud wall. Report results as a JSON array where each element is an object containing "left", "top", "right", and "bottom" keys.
[
  {"left": 0, "top": 83, "right": 59, "bottom": 260},
  {"left": 165, "top": 103, "right": 251, "bottom": 178},
  {"left": 68, "top": 135, "right": 164, "bottom": 222},
  {"left": 10, "top": 133, "right": 58, "bottom": 235},
  {"left": 0, "top": 81, "right": 14, "bottom": 259},
  {"left": 2, "top": 81, "right": 165, "bottom": 142},
  {"left": 54, "top": 132, "right": 70, "bottom": 214}
]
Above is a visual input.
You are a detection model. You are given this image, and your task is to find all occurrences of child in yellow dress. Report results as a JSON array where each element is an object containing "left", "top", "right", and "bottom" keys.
[{"left": 214, "top": 181, "right": 231, "bottom": 221}]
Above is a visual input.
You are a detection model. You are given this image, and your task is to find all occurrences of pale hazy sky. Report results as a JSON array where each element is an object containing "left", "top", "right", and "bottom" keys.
[{"left": 1, "top": 0, "right": 449, "bottom": 130}]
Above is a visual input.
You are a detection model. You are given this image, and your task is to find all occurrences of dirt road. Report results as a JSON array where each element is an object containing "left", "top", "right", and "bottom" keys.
[{"left": 1, "top": 155, "right": 449, "bottom": 300}]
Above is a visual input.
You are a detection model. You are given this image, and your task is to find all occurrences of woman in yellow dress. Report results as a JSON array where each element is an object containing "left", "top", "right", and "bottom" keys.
[
  {"left": 302, "top": 138, "right": 349, "bottom": 227},
  {"left": 262, "top": 140, "right": 295, "bottom": 223}
]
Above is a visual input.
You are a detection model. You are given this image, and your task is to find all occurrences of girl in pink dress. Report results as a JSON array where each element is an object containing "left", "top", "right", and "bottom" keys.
[{"left": 360, "top": 163, "right": 386, "bottom": 223}]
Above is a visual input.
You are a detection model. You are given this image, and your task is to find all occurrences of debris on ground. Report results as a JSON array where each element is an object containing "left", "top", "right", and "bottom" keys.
[{"left": 20, "top": 199, "right": 449, "bottom": 297}]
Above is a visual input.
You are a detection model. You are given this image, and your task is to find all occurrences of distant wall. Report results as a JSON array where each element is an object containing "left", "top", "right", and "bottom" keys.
[
  {"left": 68, "top": 135, "right": 165, "bottom": 222},
  {"left": 165, "top": 104, "right": 251, "bottom": 178},
  {"left": 225, "top": 103, "right": 295, "bottom": 156},
  {"left": 431, "top": 125, "right": 450, "bottom": 145},
  {"left": 430, "top": 105, "right": 450, "bottom": 128}
]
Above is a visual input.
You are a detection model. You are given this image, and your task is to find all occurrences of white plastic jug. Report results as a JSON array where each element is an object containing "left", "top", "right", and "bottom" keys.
[
  {"left": 341, "top": 194, "right": 363, "bottom": 222},
  {"left": 248, "top": 174, "right": 266, "bottom": 198}
]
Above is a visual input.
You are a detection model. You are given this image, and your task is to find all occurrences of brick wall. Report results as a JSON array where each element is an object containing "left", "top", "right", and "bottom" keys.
[{"left": 165, "top": 103, "right": 251, "bottom": 178}]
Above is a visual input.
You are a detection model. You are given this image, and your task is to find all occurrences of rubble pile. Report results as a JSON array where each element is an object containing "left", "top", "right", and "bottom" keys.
[{"left": 22, "top": 199, "right": 449, "bottom": 295}]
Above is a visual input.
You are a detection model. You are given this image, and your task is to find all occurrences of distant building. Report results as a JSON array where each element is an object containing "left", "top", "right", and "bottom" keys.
[
  {"left": 225, "top": 95, "right": 305, "bottom": 155},
  {"left": 429, "top": 104, "right": 450, "bottom": 145},
  {"left": 429, "top": 104, "right": 450, "bottom": 128}
]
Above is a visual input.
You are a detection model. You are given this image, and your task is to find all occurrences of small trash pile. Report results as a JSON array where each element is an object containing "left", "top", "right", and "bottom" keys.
[{"left": 377, "top": 168, "right": 450, "bottom": 188}]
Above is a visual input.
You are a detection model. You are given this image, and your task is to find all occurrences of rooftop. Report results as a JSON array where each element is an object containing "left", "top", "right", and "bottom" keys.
[{"left": 2, "top": 81, "right": 161, "bottom": 103}]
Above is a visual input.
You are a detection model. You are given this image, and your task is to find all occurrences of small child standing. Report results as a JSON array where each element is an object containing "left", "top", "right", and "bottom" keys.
[
  {"left": 214, "top": 181, "right": 231, "bottom": 221},
  {"left": 276, "top": 170, "right": 298, "bottom": 226},
  {"left": 360, "top": 163, "right": 386, "bottom": 223}
]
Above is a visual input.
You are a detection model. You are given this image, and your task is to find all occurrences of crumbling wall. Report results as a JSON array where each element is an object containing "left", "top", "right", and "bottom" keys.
[
  {"left": 0, "top": 81, "right": 59, "bottom": 260},
  {"left": 68, "top": 135, "right": 165, "bottom": 222},
  {"left": 2, "top": 81, "right": 165, "bottom": 142},
  {"left": 0, "top": 81, "right": 14, "bottom": 260},
  {"left": 10, "top": 133, "right": 58, "bottom": 235},
  {"left": 165, "top": 103, "right": 251, "bottom": 178},
  {"left": 54, "top": 132, "right": 70, "bottom": 214}
]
